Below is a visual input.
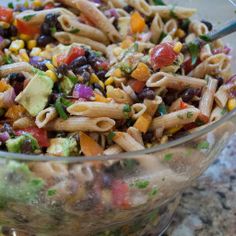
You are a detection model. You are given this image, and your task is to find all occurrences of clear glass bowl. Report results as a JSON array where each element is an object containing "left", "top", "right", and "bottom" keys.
[{"left": 1, "top": 0, "right": 236, "bottom": 235}]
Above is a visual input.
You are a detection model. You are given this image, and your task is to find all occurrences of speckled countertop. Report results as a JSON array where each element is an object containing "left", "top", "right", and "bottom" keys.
[{"left": 164, "top": 135, "right": 236, "bottom": 236}]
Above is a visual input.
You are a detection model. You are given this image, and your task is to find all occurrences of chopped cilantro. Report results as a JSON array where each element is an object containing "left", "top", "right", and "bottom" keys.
[
  {"left": 8, "top": 2, "right": 14, "bottom": 9},
  {"left": 47, "top": 189, "right": 57, "bottom": 197},
  {"left": 123, "top": 104, "right": 131, "bottom": 113},
  {"left": 197, "top": 140, "right": 209, "bottom": 150},
  {"left": 159, "top": 31, "right": 167, "bottom": 43},
  {"left": 181, "top": 19, "right": 190, "bottom": 31},
  {"left": 153, "top": 0, "right": 166, "bottom": 5},
  {"left": 22, "top": 14, "right": 36, "bottom": 22},
  {"left": 69, "top": 29, "right": 80, "bottom": 34},
  {"left": 187, "top": 111, "right": 194, "bottom": 118},
  {"left": 31, "top": 179, "right": 43, "bottom": 187},
  {"left": 164, "top": 153, "right": 173, "bottom": 161},
  {"left": 2, "top": 55, "right": 13, "bottom": 64},
  {"left": 187, "top": 42, "right": 200, "bottom": 65},
  {"left": 199, "top": 34, "right": 211, "bottom": 43},
  {"left": 119, "top": 63, "right": 132, "bottom": 74},
  {"left": 50, "top": 27, "right": 57, "bottom": 34},
  {"left": 107, "top": 131, "right": 116, "bottom": 141},
  {"left": 134, "top": 180, "right": 149, "bottom": 189},
  {"left": 149, "top": 187, "right": 158, "bottom": 197}
]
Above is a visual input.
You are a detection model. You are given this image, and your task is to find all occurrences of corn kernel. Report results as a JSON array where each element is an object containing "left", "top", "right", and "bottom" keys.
[
  {"left": 13, "top": 19, "right": 17, "bottom": 27},
  {"left": 0, "top": 21, "right": 10, "bottom": 29},
  {"left": 160, "top": 135, "right": 168, "bottom": 144},
  {"left": 113, "top": 47, "right": 123, "bottom": 57},
  {"left": 27, "top": 40, "right": 37, "bottom": 50},
  {"left": 112, "top": 68, "right": 122, "bottom": 77},
  {"left": 46, "top": 62, "right": 55, "bottom": 71},
  {"left": 173, "top": 42, "right": 183, "bottom": 54},
  {"left": 166, "top": 125, "right": 183, "bottom": 135},
  {"left": 33, "top": 0, "right": 42, "bottom": 7},
  {"left": 121, "top": 38, "right": 133, "bottom": 49},
  {"left": 19, "top": 34, "right": 31, "bottom": 41},
  {"left": 52, "top": 55, "right": 58, "bottom": 67},
  {"left": 30, "top": 47, "right": 42, "bottom": 56},
  {"left": 9, "top": 40, "right": 25, "bottom": 53},
  {"left": 175, "top": 28, "right": 186, "bottom": 38},
  {"left": 45, "top": 70, "right": 57, "bottom": 82},
  {"left": 227, "top": 98, "right": 236, "bottom": 111},
  {"left": 19, "top": 49, "right": 30, "bottom": 62},
  {"left": 105, "top": 77, "right": 114, "bottom": 86}
]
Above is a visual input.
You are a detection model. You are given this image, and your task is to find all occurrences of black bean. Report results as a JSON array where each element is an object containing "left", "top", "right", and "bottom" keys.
[
  {"left": 96, "top": 70, "right": 106, "bottom": 81},
  {"left": 180, "top": 88, "right": 195, "bottom": 102},
  {"left": 9, "top": 73, "right": 25, "bottom": 82},
  {"left": 9, "top": 25, "right": 17, "bottom": 37},
  {"left": 21, "top": 139, "right": 33, "bottom": 154},
  {"left": 1, "top": 123, "right": 14, "bottom": 136},
  {"left": 35, "top": 60, "right": 50, "bottom": 71},
  {"left": 0, "top": 27, "right": 10, "bottom": 38},
  {"left": 142, "top": 131, "right": 154, "bottom": 142},
  {"left": 84, "top": 49, "right": 91, "bottom": 58},
  {"left": 74, "top": 64, "right": 92, "bottom": 75},
  {"left": 216, "top": 77, "right": 224, "bottom": 89},
  {"left": 45, "top": 14, "right": 59, "bottom": 26},
  {"left": 41, "top": 23, "right": 51, "bottom": 35},
  {"left": 163, "top": 91, "right": 178, "bottom": 106},
  {"left": 81, "top": 71, "right": 90, "bottom": 83},
  {"left": 138, "top": 88, "right": 156, "bottom": 100},
  {"left": 93, "top": 83, "right": 103, "bottom": 91},
  {"left": 70, "top": 56, "right": 87, "bottom": 69},
  {"left": 102, "top": 174, "right": 112, "bottom": 188},
  {"left": 56, "top": 64, "right": 68, "bottom": 76},
  {"left": 87, "top": 53, "right": 97, "bottom": 66},
  {"left": 37, "top": 35, "right": 55, "bottom": 47},
  {"left": 55, "top": 21, "right": 63, "bottom": 31},
  {"left": 123, "top": 5, "right": 134, "bottom": 13},
  {"left": 201, "top": 20, "right": 213, "bottom": 31}
]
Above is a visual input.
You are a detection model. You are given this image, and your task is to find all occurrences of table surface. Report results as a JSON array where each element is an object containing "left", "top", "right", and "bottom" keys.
[{"left": 164, "top": 135, "right": 236, "bottom": 236}]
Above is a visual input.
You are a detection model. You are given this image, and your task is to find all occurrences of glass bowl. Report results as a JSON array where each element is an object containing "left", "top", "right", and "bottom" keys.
[{"left": 1, "top": 0, "right": 236, "bottom": 235}]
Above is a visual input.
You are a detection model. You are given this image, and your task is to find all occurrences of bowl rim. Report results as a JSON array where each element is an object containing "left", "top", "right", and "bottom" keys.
[{"left": 1, "top": 109, "right": 235, "bottom": 162}]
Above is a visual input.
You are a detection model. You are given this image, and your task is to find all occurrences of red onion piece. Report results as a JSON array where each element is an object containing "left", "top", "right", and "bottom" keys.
[
  {"left": 0, "top": 132, "right": 10, "bottom": 143},
  {"left": 213, "top": 46, "right": 231, "bottom": 55},
  {"left": 73, "top": 84, "right": 94, "bottom": 100},
  {"left": 2, "top": 88, "right": 16, "bottom": 108},
  {"left": 104, "top": 9, "right": 119, "bottom": 18}
]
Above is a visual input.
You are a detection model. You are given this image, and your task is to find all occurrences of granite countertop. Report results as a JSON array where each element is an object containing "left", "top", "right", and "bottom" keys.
[{"left": 164, "top": 135, "right": 236, "bottom": 236}]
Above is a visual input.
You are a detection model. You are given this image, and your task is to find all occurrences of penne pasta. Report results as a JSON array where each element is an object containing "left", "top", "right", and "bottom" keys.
[
  {"left": 189, "top": 21, "right": 209, "bottom": 36},
  {"left": 54, "top": 32, "right": 107, "bottom": 54},
  {"left": 127, "top": 127, "right": 144, "bottom": 145},
  {"left": 106, "top": 86, "right": 133, "bottom": 104},
  {"left": 13, "top": 117, "right": 35, "bottom": 129},
  {"left": 164, "top": 19, "right": 178, "bottom": 37},
  {"left": 214, "top": 86, "right": 229, "bottom": 108},
  {"left": 131, "top": 103, "right": 147, "bottom": 119},
  {"left": 57, "top": 15, "right": 109, "bottom": 44},
  {"left": 35, "top": 107, "right": 57, "bottom": 128},
  {"left": 199, "top": 76, "right": 218, "bottom": 118},
  {"left": 150, "top": 14, "right": 164, "bottom": 43},
  {"left": 200, "top": 44, "right": 213, "bottom": 61},
  {"left": 67, "top": 102, "right": 131, "bottom": 119},
  {"left": 151, "top": 5, "right": 197, "bottom": 19},
  {"left": 210, "top": 106, "right": 225, "bottom": 122},
  {"left": 125, "top": 0, "right": 152, "bottom": 16},
  {"left": 150, "top": 108, "right": 200, "bottom": 130},
  {"left": 75, "top": 0, "right": 121, "bottom": 42},
  {"left": 103, "top": 144, "right": 123, "bottom": 155},
  {"left": 146, "top": 72, "right": 207, "bottom": 90},
  {"left": 0, "top": 62, "right": 33, "bottom": 77},
  {"left": 46, "top": 117, "right": 115, "bottom": 132}
]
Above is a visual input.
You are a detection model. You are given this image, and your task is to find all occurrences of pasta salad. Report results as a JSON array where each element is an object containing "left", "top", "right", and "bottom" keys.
[{"left": 0, "top": 0, "right": 234, "bottom": 158}]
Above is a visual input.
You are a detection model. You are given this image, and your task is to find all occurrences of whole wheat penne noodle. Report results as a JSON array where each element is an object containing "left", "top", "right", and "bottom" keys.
[
  {"left": 106, "top": 44, "right": 118, "bottom": 65},
  {"left": 106, "top": 86, "right": 132, "bottom": 104},
  {"left": 113, "top": 77, "right": 127, "bottom": 87},
  {"left": 121, "top": 83, "right": 138, "bottom": 101},
  {"left": 67, "top": 102, "right": 131, "bottom": 119},
  {"left": 109, "top": 0, "right": 126, "bottom": 8},
  {"left": 103, "top": 144, "right": 123, "bottom": 155},
  {"left": 151, "top": 5, "right": 197, "bottom": 19},
  {"left": 131, "top": 103, "right": 147, "bottom": 119},
  {"left": 210, "top": 106, "right": 225, "bottom": 122},
  {"left": 0, "top": 62, "right": 33, "bottom": 77},
  {"left": 150, "top": 108, "right": 200, "bottom": 130},
  {"left": 214, "top": 86, "right": 229, "bottom": 108},
  {"left": 211, "top": 39, "right": 224, "bottom": 50},
  {"left": 13, "top": 117, "right": 35, "bottom": 129},
  {"left": 57, "top": 15, "right": 109, "bottom": 44},
  {"left": 161, "top": 34, "right": 173, "bottom": 43},
  {"left": 164, "top": 19, "right": 178, "bottom": 37},
  {"left": 150, "top": 14, "right": 164, "bottom": 43},
  {"left": 46, "top": 117, "right": 115, "bottom": 132},
  {"left": 188, "top": 54, "right": 231, "bottom": 79},
  {"left": 200, "top": 44, "right": 212, "bottom": 61},
  {"left": 75, "top": 0, "right": 121, "bottom": 42},
  {"left": 127, "top": 127, "right": 144, "bottom": 145},
  {"left": 56, "top": 0, "right": 78, "bottom": 8},
  {"left": 53, "top": 32, "right": 107, "bottom": 54},
  {"left": 115, "top": 8, "right": 130, "bottom": 17},
  {"left": 169, "top": 98, "right": 186, "bottom": 112},
  {"left": 199, "top": 76, "right": 218, "bottom": 118},
  {"left": 184, "top": 33, "right": 196, "bottom": 44},
  {"left": 35, "top": 107, "right": 57, "bottom": 128},
  {"left": 125, "top": 0, "right": 152, "bottom": 16},
  {"left": 137, "top": 42, "right": 155, "bottom": 52},
  {"left": 117, "top": 17, "right": 130, "bottom": 39},
  {"left": 146, "top": 72, "right": 207, "bottom": 90},
  {"left": 16, "top": 8, "right": 76, "bottom": 25},
  {"left": 189, "top": 21, "right": 209, "bottom": 36},
  {"left": 144, "top": 96, "right": 162, "bottom": 116}
]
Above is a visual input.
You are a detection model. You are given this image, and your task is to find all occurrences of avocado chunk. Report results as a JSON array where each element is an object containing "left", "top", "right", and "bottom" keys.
[
  {"left": 15, "top": 72, "right": 53, "bottom": 116},
  {"left": 6, "top": 134, "right": 39, "bottom": 153},
  {"left": 60, "top": 76, "right": 74, "bottom": 94},
  {"left": 47, "top": 137, "right": 78, "bottom": 156}
]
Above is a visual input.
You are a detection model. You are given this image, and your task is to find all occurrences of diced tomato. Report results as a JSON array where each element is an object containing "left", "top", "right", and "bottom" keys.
[
  {"left": 198, "top": 113, "right": 209, "bottom": 124},
  {"left": 182, "top": 57, "right": 201, "bottom": 74},
  {"left": 150, "top": 42, "right": 177, "bottom": 70},
  {"left": 44, "top": 3, "right": 54, "bottom": 9},
  {"left": 183, "top": 123, "right": 197, "bottom": 130},
  {"left": 128, "top": 79, "right": 145, "bottom": 93},
  {"left": 180, "top": 101, "right": 188, "bottom": 109},
  {"left": 16, "top": 19, "right": 40, "bottom": 36},
  {"left": 16, "top": 127, "right": 50, "bottom": 147},
  {"left": 64, "top": 47, "right": 85, "bottom": 65},
  {"left": 94, "top": 60, "right": 109, "bottom": 71},
  {"left": 0, "top": 7, "right": 13, "bottom": 23},
  {"left": 112, "top": 180, "right": 130, "bottom": 209}
]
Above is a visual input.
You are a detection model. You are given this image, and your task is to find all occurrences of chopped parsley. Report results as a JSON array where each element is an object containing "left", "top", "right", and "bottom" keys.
[
  {"left": 55, "top": 97, "right": 69, "bottom": 120},
  {"left": 153, "top": 0, "right": 166, "bottom": 5},
  {"left": 120, "top": 63, "right": 133, "bottom": 74},
  {"left": 69, "top": 28, "right": 80, "bottom": 34},
  {"left": 47, "top": 189, "right": 57, "bottom": 197},
  {"left": 123, "top": 104, "right": 131, "bottom": 118},
  {"left": 197, "top": 140, "right": 209, "bottom": 150},
  {"left": 22, "top": 14, "right": 36, "bottom": 22},
  {"left": 187, "top": 111, "right": 194, "bottom": 118},
  {"left": 7, "top": 2, "right": 14, "bottom": 9},
  {"left": 164, "top": 153, "right": 173, "bottom": 161},
  {"left": 134, "top": 180, "right": 149, "bottom": 189},
  {"left": 50, "top": 27, "right": 57, "bottom": 34},
  {"left": 107, "top": 131, "right": 116, "bottom": 141},
  {"left": 187, "top": 42, "right": 200, "bottom": 65},
  {"left": 2, "top": 55, "right": 13, "bottom": 64},
  {"left": 199, "top": 34, "right": 211, "bottom": 43},
  {"left": 159, "top": 31, "right": 167, "bottom": 43},
  {"left": 149, "top": 187, "right": 158, "bottom": 197}
]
